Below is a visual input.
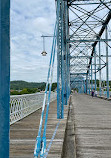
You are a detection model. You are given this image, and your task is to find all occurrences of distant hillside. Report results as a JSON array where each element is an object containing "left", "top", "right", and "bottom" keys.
[{"left": 10, "top": 80, "right": 46, "bottom": 90}]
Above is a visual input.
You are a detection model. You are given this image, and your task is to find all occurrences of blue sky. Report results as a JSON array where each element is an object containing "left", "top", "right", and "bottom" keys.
[{"left": 11, "top": 0, "right": 56, "bottom": 82}]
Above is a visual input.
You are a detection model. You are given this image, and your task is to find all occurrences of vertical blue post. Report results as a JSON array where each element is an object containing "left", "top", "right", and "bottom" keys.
[
  {"left": 61, "top": 0, "right": 65, "bottom": 117},
  {"left": 66, "top": 2, "right": 70, "bottom": 102},
  {"left": 57, "top": 0, "right": 65, "bottom": 119},
  {"left": 94, "top": 47, "right": 97, "bottom": 91},
  {"left": 91, "top": 62, "right": 93, "bottom": 91},
  {"left": 82, "top": 81, "right": 84, "bottom": 93},
  {"left": 68, "top": 51, "right": 71, "bottom": 97},
  {"left": 86, "top": 58, "right": 88, "bottom": 94},
  {"left": 88, "top": 70, "right": 90, "bottom": 95},
  {"left": 66, "top": 2, "right": 70, "bottom": 99},
  {"left": 84, "top": 80, "right": 86, "bottom": 93},
  {"left": 99, "top": 41, "right": 102, "bottom": 96},
  {"left": 57, "top": 0, "right": 62, "bottom": 119},
  {"left": 63, "top": 1, "right": 67, "bottom": 105},
  {"left": 105, "top": 26, "right": 109, "bottom": 99},
  {"left": 86, "top": 75, "right": 88, "bottom": 94},
  {"left": 0, "top": 0, "right": 10, "bottom": 157}
]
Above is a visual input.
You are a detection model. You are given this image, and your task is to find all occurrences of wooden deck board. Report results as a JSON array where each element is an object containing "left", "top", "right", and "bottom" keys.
[
  {"left": 72, "top": 94, "right": 111, "bottom": 158},
  {"left": 10, "top": 100, "right": 68, "bottom": 158}
]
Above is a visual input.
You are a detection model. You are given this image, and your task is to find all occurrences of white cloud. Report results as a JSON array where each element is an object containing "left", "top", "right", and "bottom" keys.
[
  {"left": 11, "top": 0, "right": 56, "bottom": 82},
  {"left": 11, "top": 1, "right": 111, "bottom": 83}
]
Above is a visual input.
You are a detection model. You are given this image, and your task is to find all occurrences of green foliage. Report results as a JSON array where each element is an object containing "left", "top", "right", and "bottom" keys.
[
  {"left": 96, "top": 87, "right": 99, "bottom": 91},
  {"left": 90, "top": 80, "right": 111, "bottom": 88},
  {"left": 20, "top": 88, "right": 29, "bottom": 94},
  {"left": 10, "top": 88, "right": 40, "bottom": 95},
  {"left": 10, "top": 81, "right": 57, "bottom": 95},
  {"left": 10, "top": 80, "right": 46, "bottom": 90},
  {"left": 10, "top": 90, "right": 20, "bottom": 95},
  {"left": 51, "top": 83, "right": 57, "bottom": 91}
]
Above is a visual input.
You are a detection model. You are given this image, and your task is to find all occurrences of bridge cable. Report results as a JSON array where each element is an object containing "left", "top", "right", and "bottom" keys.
[
  {"left": 43, "top": 120, "right": 61, "bottom": 158},
  {"left": 34, "top": 1, "right": 61, "bottom": 157},
  {"left": 34, "top": 25, "right": 57, "bottom": 157}
]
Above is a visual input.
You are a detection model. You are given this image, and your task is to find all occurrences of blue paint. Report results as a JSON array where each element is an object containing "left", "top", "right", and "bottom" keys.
[
  {"left": 0, "top": 0, "right": 10, "bottom": 157},
  {"left": 91, "top": 63, "right": 93, "bottom": 91},
  {"left": 34, "top": 136, "right": 41, "bottom": 157},
  {"left": 41, "top": 34, "right": 57, "bottom": 156},
  {"left": 94, "top": 47, "right": 97, "bottom": 91},
  {"left": 40, "top": 137, "right": 46, "bottom": 157},
  {"left": 57, "top": 0, "right": 62, "bottom": 119},
  {"left": 34, "top": 20, "right": 57, "bottom": 157},
  {"left": 43, "top": 121, "right": 60, "bottom": 158},
  {"left": 105, "top": 26, "right": 109, "bottom": 99},
  {"left": 57, "top": 0, "right": 70, "bottom": 119}
]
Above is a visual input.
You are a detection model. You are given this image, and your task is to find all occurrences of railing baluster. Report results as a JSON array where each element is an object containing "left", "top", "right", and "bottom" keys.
[{"left": 10, "top": 92, "right": 57, "bottom": 125}]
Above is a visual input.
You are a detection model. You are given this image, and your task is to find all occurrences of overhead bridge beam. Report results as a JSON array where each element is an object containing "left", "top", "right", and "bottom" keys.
[
  {"left": 87, "top": 10, "right": 111, "bottom": 74},
  {"left": 67, "top": 39, "right": 111, "bottom": 43},
  {"left": 70, "top": 2, "right": 111, "bottom": 5},
  {"left": 70, "top": 81, "right": 83, "bottom": 83},
  {"left": 70, "top": 73, "right": 87, "bottom": 75},
  {"left": 70, "top": 64, "right": 105, "bottom": 66},
  {"left": 70, "top": 55, "right": 111, "bottom": 59}
]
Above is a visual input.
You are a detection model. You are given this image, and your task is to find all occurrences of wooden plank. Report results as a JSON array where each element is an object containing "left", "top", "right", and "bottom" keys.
[
  {"left": 10, "top": 100, "right": 69, "bottom": 158},
  {"left": 72, "top": 94, "right": 111, "bottom": 158}
]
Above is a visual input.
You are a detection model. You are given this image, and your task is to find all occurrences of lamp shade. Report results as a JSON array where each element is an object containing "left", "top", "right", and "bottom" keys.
[{"left": 41, "top": 51, "right": 47, "bottom": 56}]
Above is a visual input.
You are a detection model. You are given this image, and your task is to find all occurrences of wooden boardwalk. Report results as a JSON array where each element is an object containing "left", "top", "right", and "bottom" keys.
[
  {"left": 71, "top": 94, "right": 111, "bottom": 158},
  {"left": 10, "top": 100, "right": 69, "bottom": 158},
  {"left": 10, "top": 94, "right": 111, "bottom": 158}
]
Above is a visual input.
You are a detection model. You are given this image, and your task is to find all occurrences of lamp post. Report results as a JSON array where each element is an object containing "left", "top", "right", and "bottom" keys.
[
  {"left": 41, "top": 35, "right": 55, "bottom": 56},
  {"left": 41, "top": 36, "right": 47, "bottom": 56}
]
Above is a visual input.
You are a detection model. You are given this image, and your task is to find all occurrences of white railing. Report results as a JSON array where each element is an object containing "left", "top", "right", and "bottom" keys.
[
  {"left": 96, "top": 91, "right": 111, "bottom": 98},
  {"left": 10, "top": 92, "right": 57, "bottom": 125},
  {"left": 89, "top": 91, "right": 111, "bottom": 98}
]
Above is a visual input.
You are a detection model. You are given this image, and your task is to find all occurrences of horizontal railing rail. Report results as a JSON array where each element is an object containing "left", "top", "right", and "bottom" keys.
[
  {"left": 10, "top": 92, "right": 57, "bottom": 125},
  {"left": 98, "top": 91, "right": 111, "bottom": 98}
]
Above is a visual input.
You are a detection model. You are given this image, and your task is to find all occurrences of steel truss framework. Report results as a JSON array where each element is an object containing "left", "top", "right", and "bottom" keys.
[{"left": 57, "top": 0, "right": 111, "bottom": 118}]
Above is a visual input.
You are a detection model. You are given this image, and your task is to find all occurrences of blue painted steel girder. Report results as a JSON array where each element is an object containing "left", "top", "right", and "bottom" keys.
[
  {"left": 0, "top": 0, "right": 10, "bottom": 157},
  {"left": 57, "top": 0, "right": 70, "bottom": 119}
]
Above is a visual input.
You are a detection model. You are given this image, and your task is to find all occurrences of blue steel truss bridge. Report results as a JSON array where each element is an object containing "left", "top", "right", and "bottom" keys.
[{"left": 0, "top": 0, "right": 111, "bottom": 158}]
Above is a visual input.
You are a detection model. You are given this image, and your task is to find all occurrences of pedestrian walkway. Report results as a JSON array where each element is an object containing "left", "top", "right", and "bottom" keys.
[
  {"left": 10, "top": 94, "right": 111, "bottom": 158},
  {"left": 10, "top": 100, "right": 68, "bottom": 158},
  {"left": 72, "top": 94, "right": 111, "bottom": 158}
]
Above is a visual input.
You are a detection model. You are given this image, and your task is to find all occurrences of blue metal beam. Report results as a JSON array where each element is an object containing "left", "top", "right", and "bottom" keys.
[
  {"left": 105, "top": 26, "right": 109, "bottom": 99},
  {"left": 94, "top": 47, "right": 97, "bottom": 91},
  {"left": 70, "top": 73, "right": 87, "bottom": 75},
  {"left": 0, "top": 0, "right": 10, "bottom": 157},
  {"left": 91, "top": 63, "right": 93, "bottom": 91},
  {"left": 57, "top": 0, "right": 70, "bottom": 119},
  {"left": 57, "top": 0, "right": 63, "bottom": 119},
  {"left": 66, "top": 2, "right": 70, "bottom": 102},
  {"left": 67, "top": 39, "right": 111, "bottom": 43},
  {"left": 99, "top": 41, "right": 102, "bottom": 96},
  {"left": 86, "top": 75, "right": 88, "bottom": 94}
]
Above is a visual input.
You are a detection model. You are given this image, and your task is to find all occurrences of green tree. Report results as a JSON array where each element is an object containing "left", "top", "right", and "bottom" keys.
[{"left": 20, "top": 88, "right": 29, "bottom": 94}]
